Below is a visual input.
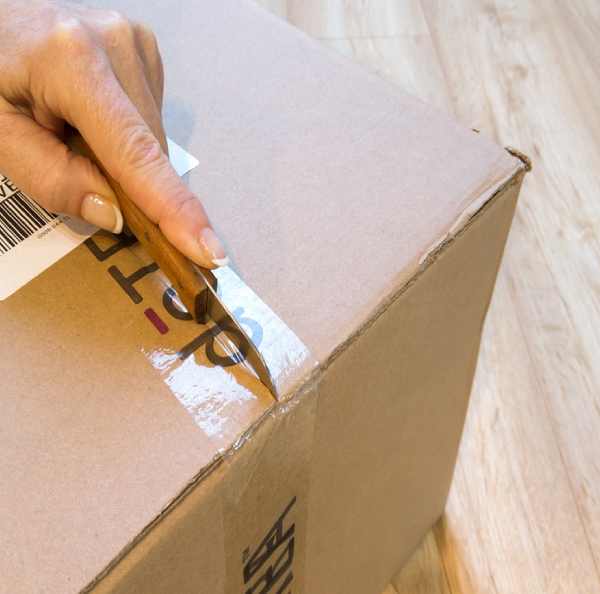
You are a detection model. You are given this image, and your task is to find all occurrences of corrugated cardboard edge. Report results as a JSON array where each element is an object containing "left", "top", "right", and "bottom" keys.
[
  {"left": 82, "top": 150, "right": 530, "bottom": 593},
  {"left": 324, "top": 150, "right": 528, "bottom": 371}
]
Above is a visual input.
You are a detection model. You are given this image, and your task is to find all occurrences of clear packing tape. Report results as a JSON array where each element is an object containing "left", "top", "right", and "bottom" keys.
[{"left": 142, "top": 260, "right": 317, "bottom": 434}]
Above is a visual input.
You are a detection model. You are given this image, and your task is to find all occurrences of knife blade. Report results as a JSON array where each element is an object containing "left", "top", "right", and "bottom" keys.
[{"left": 200, "top": 271, "right": 278, "bottom": 397}]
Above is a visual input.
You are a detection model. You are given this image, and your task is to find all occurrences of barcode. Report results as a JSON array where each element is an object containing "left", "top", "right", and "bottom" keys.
[{"left": 0, "top": 191, "right": 58, "bottom": 254}]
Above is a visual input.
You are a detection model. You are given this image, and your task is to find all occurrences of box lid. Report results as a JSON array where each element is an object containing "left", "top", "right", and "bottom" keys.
[{"left": 0, "top": 1, "right": 523, "bottom": 592}]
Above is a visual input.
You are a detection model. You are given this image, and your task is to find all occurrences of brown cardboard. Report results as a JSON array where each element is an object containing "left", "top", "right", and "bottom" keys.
[{"left": 0, "top": 1, "right": 527, "bottom": 593}]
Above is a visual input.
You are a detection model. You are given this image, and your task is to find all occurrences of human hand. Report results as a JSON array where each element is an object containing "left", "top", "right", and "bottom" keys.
[{"left": 0, "top": 0, "right": 227, "bottom": 268}]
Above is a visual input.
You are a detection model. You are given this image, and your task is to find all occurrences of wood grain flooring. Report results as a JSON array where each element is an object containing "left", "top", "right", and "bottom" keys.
[{"left": 254, "top": 2, "right": 600, "bottom": 592}]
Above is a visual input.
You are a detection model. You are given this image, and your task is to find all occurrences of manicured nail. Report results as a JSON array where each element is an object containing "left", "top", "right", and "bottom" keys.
[
  {"left": 198, "top": 227, "right": 229, "bottom": 268},
  {"left": 81, "top": 194, "right": 123, "bottom": 234}
]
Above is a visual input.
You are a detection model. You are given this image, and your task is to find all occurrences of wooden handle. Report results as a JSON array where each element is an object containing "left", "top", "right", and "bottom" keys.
[{"left": 68, "top": 132, "right": 215, "bottom": 323}]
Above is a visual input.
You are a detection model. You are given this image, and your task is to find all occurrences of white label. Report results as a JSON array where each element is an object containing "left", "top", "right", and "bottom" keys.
[
  {"left": 166, "top": 138, "right": 200, "bottom": 177},
  {"left": 0, "top": 139, "right": 199, "bottom": 300}
]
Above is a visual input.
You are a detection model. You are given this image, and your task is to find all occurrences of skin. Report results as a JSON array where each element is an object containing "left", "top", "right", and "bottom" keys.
[{"left": 0, "top": 0, "right": 227, "bottom": 268}]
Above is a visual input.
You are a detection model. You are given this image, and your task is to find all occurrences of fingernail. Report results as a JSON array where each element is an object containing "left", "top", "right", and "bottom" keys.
[
  {"left": 198, "top": 227, "right": 229, "bottom": 268},
  {"left": 81, "top": 194, "right": 123, "bottom": 234}
]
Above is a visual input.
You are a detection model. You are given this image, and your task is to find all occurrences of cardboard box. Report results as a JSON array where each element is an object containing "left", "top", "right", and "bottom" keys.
[{"left": 0, "top": 1, "right": 528, "bottom": 592}]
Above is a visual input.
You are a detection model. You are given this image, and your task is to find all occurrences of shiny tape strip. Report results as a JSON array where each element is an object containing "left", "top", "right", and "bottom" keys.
[
  {"left": 142, "top": 264, "right": 316, "bottom": 436},
  {"left": 213, "top": 266, "right": 314, "bottom": 394}
]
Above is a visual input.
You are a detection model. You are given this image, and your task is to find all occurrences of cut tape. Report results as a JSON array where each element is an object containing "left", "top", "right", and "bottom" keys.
[{"left": 143, "top": 265, "right": 316, "bottom": 435}]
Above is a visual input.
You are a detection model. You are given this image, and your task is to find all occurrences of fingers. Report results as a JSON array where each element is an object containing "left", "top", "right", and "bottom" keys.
[
  {"left": 0, "top": 8, "right": 225, "bottom": 268},
  {"left": 0, "top": 100, "right": 123, "bottom": 233},
  {"left": 60, "top": 50, "right": 226, "bottom": 268},
  {"left": 49, "top": 14, "right": 226, "bottom": 268}
]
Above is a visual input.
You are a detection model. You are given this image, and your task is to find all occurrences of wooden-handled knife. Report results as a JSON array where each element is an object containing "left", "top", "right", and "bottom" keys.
[{"left": 68, "top": 131, "right": 278, "bottom": 399}]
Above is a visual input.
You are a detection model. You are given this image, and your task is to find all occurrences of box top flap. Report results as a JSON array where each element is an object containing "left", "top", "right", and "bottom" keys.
[{"left": 153, "top": 0, "right": 520, "bottom": 363}]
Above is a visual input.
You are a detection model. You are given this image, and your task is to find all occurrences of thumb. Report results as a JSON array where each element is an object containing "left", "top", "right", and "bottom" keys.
[{"left": 0, "top": 109, "right": 123, "bottom": 233}]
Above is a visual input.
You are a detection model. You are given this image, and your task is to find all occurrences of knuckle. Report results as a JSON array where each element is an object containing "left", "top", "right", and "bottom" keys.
[
  {"left": 102, "top": 10, "right": 134, "bottom": 46},
  {"left": 106, "top": 10, "right": 131, "bottom": 32},
  {"left": 159, "top": 192, "right": 197, "bottom": 225},
  {"left": 119, "top": 122, "right": 164, "bottom": 174},
  {"left": 48, "top": 17, "right": 93, "bottom": 56}
]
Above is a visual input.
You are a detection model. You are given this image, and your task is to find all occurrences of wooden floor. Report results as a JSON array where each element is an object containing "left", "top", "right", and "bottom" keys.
[{"left": 256, "top": 2, "right": 600, "bottom": 593}]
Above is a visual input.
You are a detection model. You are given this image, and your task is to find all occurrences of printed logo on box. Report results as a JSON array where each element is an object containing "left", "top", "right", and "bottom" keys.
[
  {"left": 242, "top": 497, "right": 297, "bottom": 594},
  {"left": 84, "top": 233, "right": 262, "bottom": 367}
]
